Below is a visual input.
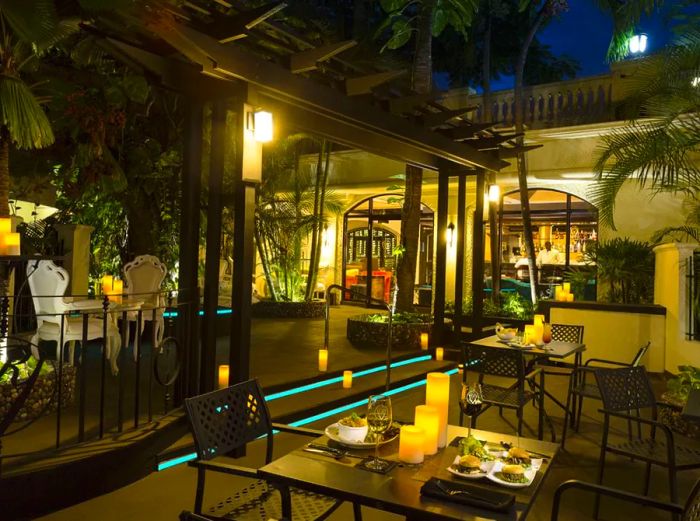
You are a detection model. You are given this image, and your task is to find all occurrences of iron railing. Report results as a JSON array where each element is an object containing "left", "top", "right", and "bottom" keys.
[{"left": 688, "top": 251, "right": 700, "bottom": 341}]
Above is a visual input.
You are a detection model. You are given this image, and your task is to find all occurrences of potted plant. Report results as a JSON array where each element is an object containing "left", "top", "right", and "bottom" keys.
[
  {"left": 658, "top": 366, "right": 700, "bottom": 439},
  {"left": 346, "top": 312, "right": 432, "bottom": 350}
]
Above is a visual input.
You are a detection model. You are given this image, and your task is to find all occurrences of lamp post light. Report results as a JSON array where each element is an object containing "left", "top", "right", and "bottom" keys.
[
  {"left": 488, "top": 184, "right": 500, "bottom": 203},
  {"left": 628, "top": 33, "right": 648, "bottom": 56},
  {"left": 446, "top": 222, "right": 455, "bottom": 248}
]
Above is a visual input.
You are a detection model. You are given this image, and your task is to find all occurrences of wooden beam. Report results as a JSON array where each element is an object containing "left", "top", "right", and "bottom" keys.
[
  {"left": 389, "top": 93, "right": 439, "bottom": 115},
  {"left": 203, "top": 2, "right": 287, "bottom": 44},
  {"left": 498, "top": 144, "right": 542, "bottom": 159},
  {"left": 439, "top": 122, "right": 495, "bottom": 140},
  {"left": 289, "top": 40, "right": 356, "bottom": 73},
  {"left": 418, "top": 107, "right": 477, "bottom": 128},
  {"left": 345, "top": 70, "right": 405, "bottom": 96},
  {"left": 468, "top": 133, "right": 523, "bottom": 150}
]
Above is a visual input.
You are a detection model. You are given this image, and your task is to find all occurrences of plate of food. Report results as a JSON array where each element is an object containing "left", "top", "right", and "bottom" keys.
[
  {"left": 458, "top": 435, "right": 497, "bottom": 462},
  {"left": 486, "top": 461, "right": 537, "bottom": 489},
  {"left": 500, "top": 447, "right": 543, "bottom": 470},
  {"left": 325, "top": 414, "right": 400, "bottom": 448},
  {"left": 495, "top": 323, "right": 518, "bottom": 341},
  {"left": 447, "top": 454, "right": 494, "bottom": 479}
]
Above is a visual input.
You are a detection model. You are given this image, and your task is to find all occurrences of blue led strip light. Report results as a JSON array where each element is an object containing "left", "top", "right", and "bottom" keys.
[
  {"left": 163, "top": 308, "right": 234, "bottom": 318},
  {"left": 157, "top": 366, "right": 457, "bottom": 471}
]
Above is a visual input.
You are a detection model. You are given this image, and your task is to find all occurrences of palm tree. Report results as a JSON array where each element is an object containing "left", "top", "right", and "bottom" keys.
[
  {"left": 378, "top": 0, "right": 477, "bottom": 311},
  {"left": 592, "top": 28, "right": 700, "bottom": 231},
  {"left": 0, "top": 1, "right": 67, "bottom": 217}
]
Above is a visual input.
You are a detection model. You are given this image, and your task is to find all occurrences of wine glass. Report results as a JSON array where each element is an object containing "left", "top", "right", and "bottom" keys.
[
  {"left": 459, "top": 383, "right": 483, "bottom": 437},
  {"left": 366, "top": 395, "right": 392, "bottom": 470},
  {"left": 543, "top": 323, "right": 553, "bottom": 350}
]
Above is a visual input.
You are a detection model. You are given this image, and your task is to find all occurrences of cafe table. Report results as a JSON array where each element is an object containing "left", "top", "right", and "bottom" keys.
[
  {"left": 259, "top": 424, "right": 559, "bottom": 520},
  {"left": 465, "top": 335, "right": 586, "bottom": 428}
]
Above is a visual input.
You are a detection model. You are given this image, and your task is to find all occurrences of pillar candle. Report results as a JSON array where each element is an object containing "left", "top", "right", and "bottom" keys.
[
  {"left": 426, "top": 372, "right": 450, "bottom": 448},
  {"left": 566, "top": 293, "right": 574, "bottom": 302},
  {"left": 0, "top": 218, "right": 11, "bottom": 235},
  {"left": 534, "top": 314, "right": 545, "bottom": 325},
  {"left": 111, "top": 279, "right": 123, "bottom": 303},
  {"left": 532, "top": 315, "right": 544, "bottom": 345},
  {"left": 101, "top": 275, "right": 113, "bottom": 296},
  {"left": 523, "top": 324, "right": 535, "bottom": 345},
  {"left": 414, "top": 405, "right": 439, "bottom": 455},
  {"left": 343, "top": 370, "right": 353, "bottom": 388},
  {"left": 218, "top": 364, "right": 229, "bottom": 389},
  {"left": 420, "top": 332, "right": 429, "bottom": 350},
  {"left": 435, "top": 347, "right": 444, "bottom": 361},
  {"left": 563, "top": 282, "right": 571, "bottom": 294},
  {"left": 398, "top": 425, "right": 425, "bottom": 464},
  {"left": 3, "top": 233, "right": 20, "bottom": 255},
  {"left": 554, "top": 285, "right": 563, "bottom": 301},
  {"left": 318, "top": 349, "right": 328, "bottom": 372}
]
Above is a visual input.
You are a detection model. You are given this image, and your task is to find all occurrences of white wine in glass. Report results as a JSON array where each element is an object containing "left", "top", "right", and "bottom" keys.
[{"left": 366, "top": 395, "right": 392, "bottom": 470}]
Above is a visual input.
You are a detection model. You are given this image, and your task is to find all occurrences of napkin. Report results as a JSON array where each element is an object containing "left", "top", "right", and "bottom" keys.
[{"left": 420, "top": 478, "right": 515, "bottom": 512}]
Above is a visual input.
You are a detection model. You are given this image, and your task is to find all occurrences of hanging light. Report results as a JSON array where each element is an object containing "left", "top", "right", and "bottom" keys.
[
  {"left": 247, "top": 110, "right": 273, "bottom": 142},
  {"left": 446, "top": 222, "right": 455, "bottom": 247},
  {"left": 628, "top": 33, "right": 648, "bottom": 56},
  {"left": 488, "top": 184, "right": 501, "bottom": 203}
]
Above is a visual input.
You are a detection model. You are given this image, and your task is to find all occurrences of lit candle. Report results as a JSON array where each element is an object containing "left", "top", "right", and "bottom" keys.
[
  {"left": 101, "top": 275, "right": 113, "bottom": 296},
  {"left": 426, "top": 372, "right": 450, "bottom": 448},
  {"left": 398, "top": 425, "right": 425, "bottom": 464},
  {"left": 420, "top": 332, "right": 429, "bottom": 350},
  {"left": 414, "top": 405, "right": 439, "bottom": 455},
  {"left": 3, "top": 233, "right": 20, "bottom": 255},
  {"left": 0, "top": 218, "right": 11, "bottom": 235},
  {"left": 343, "top": 370, "right": 353, "bottom": 388},
  {"left": 111, "top": 279, "right": 123, "bottom": 303},
  {"left": 534, "top": 314, "right": 545, "bottom": 325},
  {"left": 435, "top": 347, "right": 444, "bottom": 361},
  {"left": 563, "top": 282, "right": 571, "bottom": 294},
  {"left": 554, "top": 285, "right": 563, "bottom": 301},
  {"left": 523, "top": 324, "right": 535, "bottom": 345},
  {"left": 318, "top": 349, "right": 328, "bottom": 372},
  {"left": 218, "top": 364, "right": 229, "bottom": 389},
  {"left": 566, "top": 293, "right": 574, "bottom": 302},
  {"left": 532, "top": 315, "right": 544, "bottom": 346}
]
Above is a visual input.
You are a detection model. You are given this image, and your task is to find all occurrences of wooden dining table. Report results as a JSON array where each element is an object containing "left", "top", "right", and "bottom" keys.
[{"left": 259, "top": 424, "right": 560, "bottom": 520}]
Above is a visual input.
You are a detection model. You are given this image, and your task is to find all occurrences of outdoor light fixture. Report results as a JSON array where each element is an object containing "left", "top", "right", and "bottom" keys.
[
  {"left": 248, "top": 110, "right": 273, "bottom": 142},
  {"left": 488, "top": 184, "right": 500, "bottom": 203},
  {"left": 446, "top": 222, "right": 455, "bottom": 247},
  {"left": 628, "top": 33, "right": 648, "bottom": 56}
]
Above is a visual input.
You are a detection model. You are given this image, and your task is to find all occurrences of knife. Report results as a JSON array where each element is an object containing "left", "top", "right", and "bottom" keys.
[{"left": 303, "top": 447, "right": 345, "bottom": 459}]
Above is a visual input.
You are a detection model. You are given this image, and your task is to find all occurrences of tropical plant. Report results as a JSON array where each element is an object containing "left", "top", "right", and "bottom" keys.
[
  {"left": 585, "top": 237, "right": 654, "bottom": 304},
  {"left": 565, "top": 266, "right": 595, "bottom": 301},
  {"left": 652, "top": 196, "right": 700, "bottom": 244},
  {"left": 666, "top": 365, "right": 700, "bottom": 404}
]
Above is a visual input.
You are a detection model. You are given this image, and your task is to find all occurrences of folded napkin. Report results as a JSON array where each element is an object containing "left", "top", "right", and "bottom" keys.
[{"left": 420, "top": 478, "right": 515, "bottom": 513}]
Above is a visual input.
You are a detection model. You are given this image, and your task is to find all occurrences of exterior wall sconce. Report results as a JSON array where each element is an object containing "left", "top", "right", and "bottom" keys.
[
  {"left": 447, "top": 222, "right": 455, "bottom": 247},
  {"left": 247, "top": 110, "right": 273, "bottom": 142},
  {"left": 628, "top": 34, "right": 648, "bottom": 55},
  {"left": 488, "top": 184, "right": 500, "bottom": 203}
]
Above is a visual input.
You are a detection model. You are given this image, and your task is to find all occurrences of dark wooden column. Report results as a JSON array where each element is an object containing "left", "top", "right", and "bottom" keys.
[
  {"left": 229, "top": 95, "right": 263, "bottom": 385},
  {"left": 453, "top": 174, "right": 466, "bottom": 344},
  {"left": 432, "top": 167, "right": 449, "bottom": 345},
  {"left": 177, "top": 98, "right": 204, "bottom": 400},
  {"left": 471, "top": 169, "right": 486, "bottom": 336},
  {"left": 201, "top": 101, "right": 227, "bottom": 393}
]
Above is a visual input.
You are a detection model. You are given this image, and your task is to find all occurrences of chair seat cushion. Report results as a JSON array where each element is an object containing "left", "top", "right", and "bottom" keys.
[
  {"left": 481, "top": 383, "right": 534, "bottom": 408},
  {"left": 608, "top": 438, "right": 700, "bottom": 468},
  {"left": 206, "top": 480, "right": 339, "bottom": 521}
]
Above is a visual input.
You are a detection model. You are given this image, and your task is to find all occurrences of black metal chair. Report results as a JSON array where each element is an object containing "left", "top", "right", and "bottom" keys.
[
  {"left": 552, "top": 479, "right": 700, "bottom": 521},
  {"left": 179, "top": 512, "right": 290, "bottom": 521},
  {"left": 184, "top": 379, "right": 357, "bottom": 521},
  {"left": 463, "top": 344, "right": 545, "bottom": 438},
  {"left": 561, "top": 342, "right": 650, "bottom": 448},
  {"left": 551, "top": 323, "right": 584, "bottom": 344},
  {"left": 593, "top": 366, "right": 700, "bottom": 520}
]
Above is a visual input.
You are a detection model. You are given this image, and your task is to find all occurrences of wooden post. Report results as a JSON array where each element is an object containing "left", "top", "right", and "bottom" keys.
[
  {"left": 433, "top": 167, "right": 449, "bottom": 344},
  {"left": 453, "top": 174, "right": 466, "bottom": 344},
  {"left": 471, "top": 170, "right": 486, "bottom": 336}
]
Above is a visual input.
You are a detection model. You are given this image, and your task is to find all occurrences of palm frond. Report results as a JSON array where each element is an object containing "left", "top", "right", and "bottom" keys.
[
  {"left": 0, "top": 74, "right": 54, "bottom": 149},
  {"left": 1, "top": 0, "right": 58, "bottom": 48},
  {"left": 651, "top": 225, "right": 700, "bottom": 244}
]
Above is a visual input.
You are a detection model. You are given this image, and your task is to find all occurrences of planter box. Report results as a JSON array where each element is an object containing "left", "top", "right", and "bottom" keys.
[
  {"left": 346, "top": 314, "right": 430, "bottom": 350},
  {"left": 0, "top": 365, "right": 76, "bottom": 422},
  {"left": 252, "top": 300, "right": 326, "bottom": 319},
  {"left": 659, "top": 393, "right": 700, "bottom": 440}
]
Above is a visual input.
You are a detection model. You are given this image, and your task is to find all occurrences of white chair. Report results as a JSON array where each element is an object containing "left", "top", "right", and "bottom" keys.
[
  {"left": 26, "top": 260, "right": 122, "bottom": 374},
  {"left": 123, "top": 255, "right": 166, "bottom": 358}
]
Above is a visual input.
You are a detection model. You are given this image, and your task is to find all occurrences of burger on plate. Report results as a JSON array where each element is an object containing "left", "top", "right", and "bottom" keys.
[
  {"left": 499, "top": 464, "right": 528, "bottom": 484},
  {"left": 456, "top": 454, "right": 482, "bottom": 474},
  {"left": 505, "top": 447, "right": 531, "bottom": 467}
]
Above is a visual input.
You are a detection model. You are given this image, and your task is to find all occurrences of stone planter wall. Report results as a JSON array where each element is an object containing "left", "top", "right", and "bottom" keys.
[
  {"left": 0, "top": 365, "right": 76, "bottom": 422},
  {"left": 347, "top": 314, "right": 430, "bottom": 350},
  {"left": 252, "top": 300, "right": 326, "bottom": 319}
]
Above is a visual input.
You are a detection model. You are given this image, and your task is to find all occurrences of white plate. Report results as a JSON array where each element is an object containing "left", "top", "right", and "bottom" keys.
[
  {"left": 325, "top": 423, "right": 399, "bottom": 449},
  {"left": 486, "top": 461, "right": 538, "bottom": 489},
  {"left": 446, "top": 455, "right": 494, "bottom": 479}
]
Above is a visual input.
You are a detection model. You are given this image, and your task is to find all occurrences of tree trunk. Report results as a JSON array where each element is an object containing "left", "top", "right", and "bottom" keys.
[
  {"left": 396, "top": 165, "right": 423, "bottom": 312},
  {"left": 0, "top": 130, "right": 10, "bottom": 219},
  {"left": 255, "top": 220, "right": 278, "bottom": 301},
  {"left": 305, "top": 141, "right": 325, "bottom": 301},
  {"left": 514, "top": 5, "right": 548, "bottom": 305},
  {"left": 411, "top": 0, "right": 436, "bottom": 95}
]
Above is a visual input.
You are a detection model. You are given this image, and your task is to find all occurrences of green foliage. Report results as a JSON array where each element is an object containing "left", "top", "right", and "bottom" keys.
[
  {"left": 565, "top": 266, "right": 595, "bottom": 301},
  {"left": 365, "top": 312, "right": 431, "bottom": 324},
  {"left": 0, "top": 356, "right": 50, "bottom": 384},
  {"left": 499, "top": 293, "right": 533, "bottom": 320},
  {"left": 585, "top": 238, "right": 654, "bottom": 304},
  {"left": 666, "top": 365, "right": 700, "bottom": 404}
]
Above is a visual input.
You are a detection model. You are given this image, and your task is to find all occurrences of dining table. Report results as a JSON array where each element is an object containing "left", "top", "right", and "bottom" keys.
[
  {"left": 464, "top": 335, "right": 586, "bottom": 430},
  {"left": 259, "top": 424, "right": 560, "bottom": 520}
]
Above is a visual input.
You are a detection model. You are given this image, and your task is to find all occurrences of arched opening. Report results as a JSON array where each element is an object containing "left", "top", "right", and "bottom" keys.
[
  {"left": 343, "top": 194, "right": 434, "bottom": 307},
  {"left": 489, "top": 188, "right": 598, "bottom": 300}
]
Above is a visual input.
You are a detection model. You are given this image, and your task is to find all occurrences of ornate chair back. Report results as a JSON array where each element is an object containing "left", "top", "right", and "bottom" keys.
[
  {"left": 26, "top": 261, "right": 70, "bottom": 327},
  {"left": 123, "top": 255, "right": 167, "bottom": 307},
  {"left": 184, "top": 379, "right": 274, "bottom": 464}
]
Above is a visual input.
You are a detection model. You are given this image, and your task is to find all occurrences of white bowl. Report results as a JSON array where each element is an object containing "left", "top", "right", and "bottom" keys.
[
  {"left": 496, "top": 330, "right": 516, "bottom": 341},
  {"left": 337, "top": 422, "right": 368, "bottom": 443}
]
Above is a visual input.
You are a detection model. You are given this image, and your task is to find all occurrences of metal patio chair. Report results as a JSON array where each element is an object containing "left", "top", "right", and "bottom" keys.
[
  {"left": 561, "top": 341, "right": 650, "bottom": 448},
  {"left": 463, "top": 344, "right": 545, "bottom": 438},
  {"left": 184, "top": 379, "right": 360, "bottom": 521},
  {"left": 593, "top": 366, "right": 700, "bottom": 520},
  {"left": 552, "top": 479, "right": 700, "bottom": 521},
  {"left": 551, "top": 323, "right": 584, "bottom": 344}
]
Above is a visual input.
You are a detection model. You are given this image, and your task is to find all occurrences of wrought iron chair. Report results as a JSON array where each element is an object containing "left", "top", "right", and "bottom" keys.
[
  {"left": 462, "top": 344, "right": 545, "bottom": 438},
  {"left": 593, "top": 366, "right": 700, "bottom": 520},
  {"left": 552, "top": 479, "right": 700, "bottom": 520},
  {"left": 561, "top": 342, "right": 650, "bottom": 448},
  {"left": 551, "top": 323, "right": 584, "bottom": 344},
  {"left": 184, "top": 379, "right": 359, "bottom": 521}
]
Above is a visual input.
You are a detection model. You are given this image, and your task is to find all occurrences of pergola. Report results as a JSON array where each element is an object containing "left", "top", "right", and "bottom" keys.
[{"left": 88, "top": 1, "right": 529, "bottom": 397}]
